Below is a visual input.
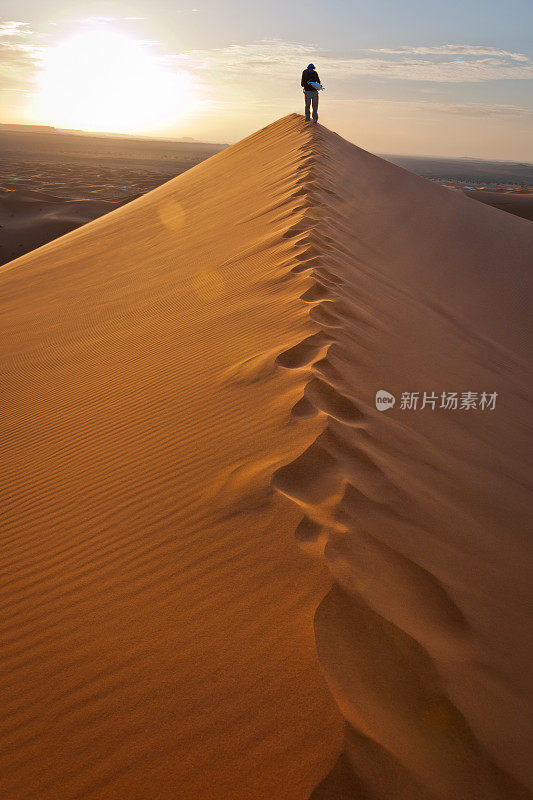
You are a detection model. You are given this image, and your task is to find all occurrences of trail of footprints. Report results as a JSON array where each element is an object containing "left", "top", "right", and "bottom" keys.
[
  {"left": 272, "top": 129, "right": 486, "bottom": 647},
  {"left": 271, "top": 127, "right": 386, "bottom": 539},
  {"left": 270, "top": 124, "right": 527, "bottom": 799}
]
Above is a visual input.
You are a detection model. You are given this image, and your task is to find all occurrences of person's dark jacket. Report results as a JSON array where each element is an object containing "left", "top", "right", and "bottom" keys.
[{"left": 301, "top": 68, "right": 320, "bottom": 91}]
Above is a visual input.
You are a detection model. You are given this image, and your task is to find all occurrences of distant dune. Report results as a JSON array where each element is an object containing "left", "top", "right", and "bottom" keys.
[
  {"left": 0, "top": 188, "right": 120, "bottom": 264},
  {"left": 0, "top": 128, "right": 225, "bottom": 265},
  {"left": 1, "top": 114, "right": 532, "bottom": 800},
  {"left": 386, "top": 153, "right": 533, "bottom": 189},
  {"left": 462, "top": 189, "right": 533, "bottom": 222}
]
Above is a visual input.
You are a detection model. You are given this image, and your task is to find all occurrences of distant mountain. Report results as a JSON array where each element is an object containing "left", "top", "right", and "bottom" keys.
[
  {"left": 0, "top": 123, "right": 59, "bottom": 133},
  {"left": 0, "top": 122, "right": 225, "bottom": 146}
]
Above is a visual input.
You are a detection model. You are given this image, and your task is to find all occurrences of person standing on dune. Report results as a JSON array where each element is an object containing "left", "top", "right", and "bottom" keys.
[{"left": 301, "top": 63, "right": 321, "bottom": 123}]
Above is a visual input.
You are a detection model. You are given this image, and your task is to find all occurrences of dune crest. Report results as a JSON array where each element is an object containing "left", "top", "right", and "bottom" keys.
[
  {"left": 1, "top": 114, "right": 532, "bottom": 800},
  {"left": 270, "top": 120, "right": 533, "bottom": 799}
]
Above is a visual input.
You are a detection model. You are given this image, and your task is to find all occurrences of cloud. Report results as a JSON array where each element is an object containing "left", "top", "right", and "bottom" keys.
[
  {"left": 2, "top": 21, "right": 532, "bottom": 125},
  {"left": 4, "top": 20, "right": 532, "bottom": 102},
  {"left": 367, "top": 45, "right": 530, "bottom": 62},
  {"left": 0, "top": 21, "right": 45, "bottom": 92},
  {"left": 176, "top": 39, "right": 533, "bottom": 83},
  {"left": 173, "top": 39, "right": 313, "bottom": 74},
  {"left": 353, "top": 98, "right": 531, "bottom": 117},
  {"left": 0, "top": 16, "right": 153, "bottom": 94},
  {"left": 439, "top": 103, "right": 529, "bottom": 116},
  {"left": 79, "top": 16, "right": 116, "bottom": 24},
  {"left": 78, "top": 16, "right": 146, "bottom": 25},
  {"left": 0, "top": 21, "right": 31, "bottom": 37}
]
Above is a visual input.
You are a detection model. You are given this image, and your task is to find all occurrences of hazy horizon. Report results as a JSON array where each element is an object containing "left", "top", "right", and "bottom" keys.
[
  {"left": 1, "top": 0, "right": 532, "bottom": 160},
  {"left": 3, "top": 118, "right": 533, "bottom": 166}
]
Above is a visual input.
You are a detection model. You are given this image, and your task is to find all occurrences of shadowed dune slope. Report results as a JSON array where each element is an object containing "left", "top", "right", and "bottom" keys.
[
  {"left": 270, "top": 121, "right": 533, "bottom": 799},
  {"left": 2, "top": 114, "right": 532, "bottom": 800},
  {"left": 463, "top": 189, "right": 533, "bottom": 222},
  {"left": 0, "top": 188, "right": 119, "bottom": 266}
]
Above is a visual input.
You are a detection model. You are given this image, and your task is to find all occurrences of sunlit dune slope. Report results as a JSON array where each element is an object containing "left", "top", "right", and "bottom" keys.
[
  {"left": 1, "top": 114, "right": 341, "bottom": 800},
  {"left": 2, "top": 114, "right": 532, "bottom": 800}
]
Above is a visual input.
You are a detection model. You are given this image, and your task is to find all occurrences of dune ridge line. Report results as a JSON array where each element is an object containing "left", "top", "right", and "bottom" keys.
[{"left": 270, "top": 119, "right": 532, "bottom": 800}]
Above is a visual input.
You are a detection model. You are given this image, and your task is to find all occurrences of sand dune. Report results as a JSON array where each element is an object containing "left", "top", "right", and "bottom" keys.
[
  {"left": 462, "top": 189, "right": 533, "bottom": 222},
  {"left": 1, "top": 114, "right": 532, "bottom": 800},
  {"left": 0, "top": 188, "right": 119, "bottom": 265},
  {"left": 0, "top": 127, "right": 225, "bottom": 266},
  {"left": 3, "top": 128, "right": 530, "bottom": 271}
]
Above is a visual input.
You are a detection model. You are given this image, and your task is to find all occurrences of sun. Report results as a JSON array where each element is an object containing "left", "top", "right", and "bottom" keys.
[{"left": 32, "top": 29, "right": 195, "bottom": 133}]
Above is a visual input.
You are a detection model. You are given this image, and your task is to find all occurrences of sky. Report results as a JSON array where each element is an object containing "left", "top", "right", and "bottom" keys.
[{"left": 1, "top": 0, "right": 532, "bottom": 159}]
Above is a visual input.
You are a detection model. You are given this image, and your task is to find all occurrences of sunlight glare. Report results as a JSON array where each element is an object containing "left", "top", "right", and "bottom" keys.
[{"left": 33, "top": 29, "right": 194, "bottom": 133}]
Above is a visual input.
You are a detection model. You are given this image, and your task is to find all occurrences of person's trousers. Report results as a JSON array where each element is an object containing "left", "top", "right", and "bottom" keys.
[{"left": 304, "top": 90, "right": 319, "bottom": 122}]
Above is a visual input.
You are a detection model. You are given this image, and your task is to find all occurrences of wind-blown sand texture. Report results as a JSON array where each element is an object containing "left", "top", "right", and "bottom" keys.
[{"left": 2, "top": 114, "right": 532, "bottom": 800}]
